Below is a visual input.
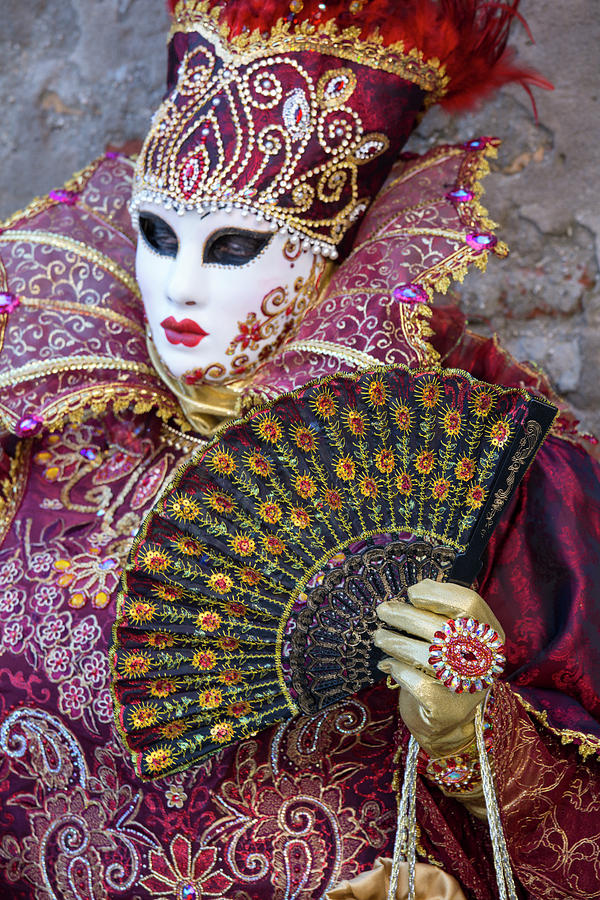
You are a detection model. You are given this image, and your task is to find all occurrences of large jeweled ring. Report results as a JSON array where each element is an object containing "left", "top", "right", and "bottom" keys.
[{"left": 428, "top": 617, "right": 505, "bottom": 693}]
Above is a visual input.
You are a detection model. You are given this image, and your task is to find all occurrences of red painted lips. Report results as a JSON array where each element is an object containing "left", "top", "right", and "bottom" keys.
[{"left": 161, "top": 317, "right": 208, "bottom": 347}]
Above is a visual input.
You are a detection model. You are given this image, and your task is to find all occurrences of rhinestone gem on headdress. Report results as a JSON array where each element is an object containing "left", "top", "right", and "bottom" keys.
[{"left": 282, "top": 89, "right": 312, "bottom": 141}]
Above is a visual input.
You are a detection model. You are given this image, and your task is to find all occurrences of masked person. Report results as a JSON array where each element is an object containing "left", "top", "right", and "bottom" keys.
[{"left": 0, "top": 2, "right": 599, "bottom": 899}]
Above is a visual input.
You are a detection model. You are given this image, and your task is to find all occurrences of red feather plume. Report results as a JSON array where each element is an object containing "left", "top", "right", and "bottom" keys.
[{"left": 166, "top": 0, "right": 551, "bottom": 111}]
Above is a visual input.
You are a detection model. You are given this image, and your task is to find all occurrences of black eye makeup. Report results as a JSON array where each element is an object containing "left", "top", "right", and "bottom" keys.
[
  {"left": 203, "top": 227, "right": 272, "bottom": 266},
  {"left": 139, "top": 212, "right": 179, "bottom": 258}
]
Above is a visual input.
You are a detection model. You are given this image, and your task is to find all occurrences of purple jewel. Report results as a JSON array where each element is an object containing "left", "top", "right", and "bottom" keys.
[
  {"left": 392, "top": 283, "right": 429, "bottom": 304},
  {"left": 465, "top": 232, "right": 497, "bottom": 251},
  {"left": 99, "top": 557, "right": 118, "bottom": 571},
  {"left": 180, "top": 886, "right": 198, "bottom": 900},
  {"left": 446, "top": 188, "right": 473, "bottom": 203},
  {"left": 105, "top": 150, "right": 119, "bottom": 159},
  {"left": 16, "top": 415, "right": 43, "bottom": 437},
  {"left": 0, "top": 291, "right": 20, "bottom": 314},
  {"left": 80, "top": 447, "right": 97, "bottom": 461},
  {"left": 49, "top": 189, "right": 78, "bottom": 206}
]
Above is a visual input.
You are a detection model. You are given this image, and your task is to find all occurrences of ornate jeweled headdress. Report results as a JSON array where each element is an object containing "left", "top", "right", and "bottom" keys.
[{"left": 131, "top": 0, "right": 544, "bottom": 258}]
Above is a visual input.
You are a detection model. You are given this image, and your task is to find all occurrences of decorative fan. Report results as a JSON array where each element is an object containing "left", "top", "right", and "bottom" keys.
[{"left": 111, "top": 365, "right": 555, "bottom": 778}]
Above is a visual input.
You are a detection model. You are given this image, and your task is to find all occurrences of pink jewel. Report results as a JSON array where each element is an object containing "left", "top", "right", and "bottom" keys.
[
  {"left": 428, "top": 616, "right": 505, "bottom": 694},
  {"left": 465, "top": 232, "right": 497, "bottom": 251},
  {"left": 392, "top": 283, "right": 428, "bottom": 304},
  {"left": 49, "top": 189, "right": 78, "bottom": 205},
  {"left": 16, "top": 415, "right": 43, "bottom": 437},
  {"left": 0, "top": 292, "right": 20, "bottom": 314},
  {"left": 446, "top": 188, "right": 473, "bottom": 202}
]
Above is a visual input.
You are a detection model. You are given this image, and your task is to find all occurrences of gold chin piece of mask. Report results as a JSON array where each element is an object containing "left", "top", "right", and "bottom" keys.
[{"left": 146, "top": 333, "right": 254, "bottom": 437}]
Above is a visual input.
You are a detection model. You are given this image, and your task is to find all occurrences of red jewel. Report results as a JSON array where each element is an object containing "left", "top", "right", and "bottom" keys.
[{"left": 428, "top": 617, "right": 506, "bottom": 694}]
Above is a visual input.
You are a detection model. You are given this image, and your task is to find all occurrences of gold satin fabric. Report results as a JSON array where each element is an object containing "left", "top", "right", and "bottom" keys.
[
  {"left": 146, "top": 333, "right": 245, "bottom": 436},
  {"left": 326, "top": 859, "right": 467, "bottom": 900}
]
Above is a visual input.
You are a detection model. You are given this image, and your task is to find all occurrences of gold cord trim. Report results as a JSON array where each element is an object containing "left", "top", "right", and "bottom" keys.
[
  {"left": 0, "top": 383, "right": 184, "bottom": 435},
  {"left": 160, "top": 422, "right": 208, "bottom": 449},
  {"left": 281, "top": 339, "right": 384, "bottom": 369},
  {"left": 0, "top": 231, "right": 140, "bottom": 297},
  {"left": 0, "top": 355, "right": 155, "bottom": 390}
]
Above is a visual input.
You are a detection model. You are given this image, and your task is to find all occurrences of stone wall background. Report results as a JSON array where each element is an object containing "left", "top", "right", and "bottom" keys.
[{"left": 1, "top": 0, "right": 598, "bottom": 433}]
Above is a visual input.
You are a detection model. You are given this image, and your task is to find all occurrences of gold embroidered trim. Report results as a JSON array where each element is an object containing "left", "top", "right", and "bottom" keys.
[
  {"left": 0, "top": 355, "right": 155, "bottom": 390},
  {"left": 0, "top": 231, "right": 140, "bottom": 297},
  {"left": 399, "top": 302, "right": 437, "bottom": 367},
  {"left": 0, "top": 439, "right": 32, "bottom": 546},
  {"left": 170, "top": 2, "right": 448, "bottom": 100},
  {"left": 351, "top": 139, "right": 506, "bottom": 305},
  {"left": 281, "top": 339, "right": 384, "bottom": 369},
  {"left": 514, "top": 691, "right": 600, "bottom": 760},
  {"left": 20, "top": 296, "right": 144, "bottom": 335},
  {"left": 0, "top": 383, "right": 184, "bottom": 436}
]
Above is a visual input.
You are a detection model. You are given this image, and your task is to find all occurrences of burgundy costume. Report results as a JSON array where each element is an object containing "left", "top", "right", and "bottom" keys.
[{"left": 1, "top": 3, "right": 599, "bottom": 898}]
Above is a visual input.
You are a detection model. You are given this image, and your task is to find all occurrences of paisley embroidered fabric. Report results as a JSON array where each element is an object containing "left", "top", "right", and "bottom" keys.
[{"left": 2, "top": 411, "right": 600, "bottom": 898}]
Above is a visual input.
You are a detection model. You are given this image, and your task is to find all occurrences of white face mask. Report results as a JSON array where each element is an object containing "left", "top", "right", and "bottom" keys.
[{"left": 135, "top": 203, "right": 324, "bottom": 383}]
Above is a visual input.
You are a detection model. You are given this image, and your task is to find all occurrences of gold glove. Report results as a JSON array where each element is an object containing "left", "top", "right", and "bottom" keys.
[{"left": 374, "top": 579, "right": 505, "bottom": 818}]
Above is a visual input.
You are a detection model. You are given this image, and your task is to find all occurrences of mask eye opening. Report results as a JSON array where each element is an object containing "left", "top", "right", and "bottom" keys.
[
  {"left": 203, "top": 227, "right": 273, "bottom": 267},
  {"left": 139, "top": 211, "right": 179, "bottom": 258}
]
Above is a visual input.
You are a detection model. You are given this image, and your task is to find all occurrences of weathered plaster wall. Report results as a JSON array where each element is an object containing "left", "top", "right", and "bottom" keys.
[{"left": 1, "top": 0, "right": 598, "bottom": 432}]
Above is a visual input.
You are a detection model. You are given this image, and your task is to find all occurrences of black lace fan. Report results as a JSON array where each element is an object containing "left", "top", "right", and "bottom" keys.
[{"left": 111, "top": 365, "right": 555, "bottom": 778}]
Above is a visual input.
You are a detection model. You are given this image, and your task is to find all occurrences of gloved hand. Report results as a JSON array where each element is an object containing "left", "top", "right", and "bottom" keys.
[{"left": 374, "top": 578, "right": 505, "bottom": 817}]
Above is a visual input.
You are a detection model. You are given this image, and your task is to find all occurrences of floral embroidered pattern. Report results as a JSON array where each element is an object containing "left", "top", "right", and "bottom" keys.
[{"left": 0, "top": 413, "right": 192, "bottom": 738}]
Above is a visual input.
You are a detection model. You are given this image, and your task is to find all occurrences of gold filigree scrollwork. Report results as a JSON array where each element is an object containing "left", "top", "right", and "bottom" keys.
[{"left": 482, "top": 420, "right": 543, "bottom": 533}]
